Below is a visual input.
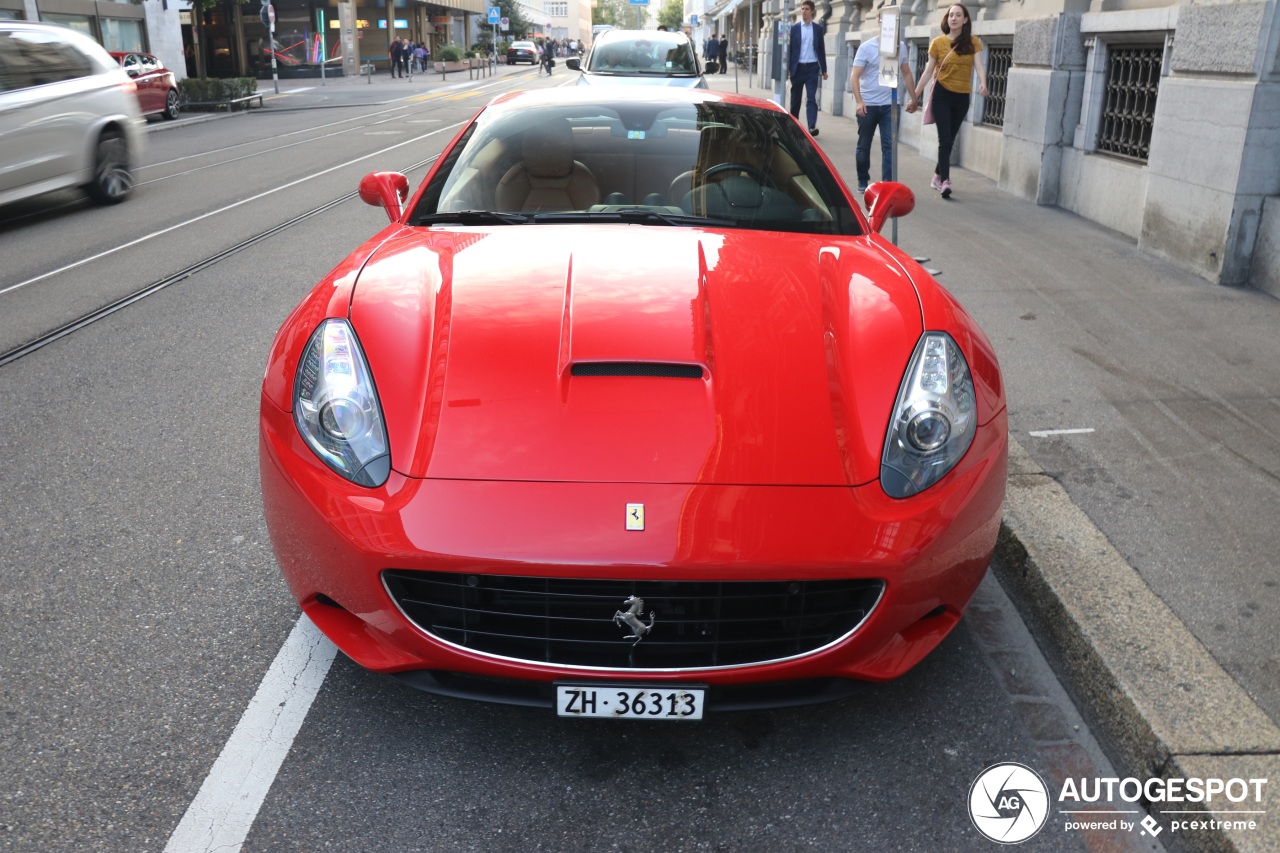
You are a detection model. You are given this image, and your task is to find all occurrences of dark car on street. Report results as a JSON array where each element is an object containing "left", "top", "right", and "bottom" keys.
[{"left": 506, "top": 40, "right": 540, "bottom": 65}]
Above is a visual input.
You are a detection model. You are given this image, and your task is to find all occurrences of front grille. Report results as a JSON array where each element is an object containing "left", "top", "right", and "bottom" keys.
[{"left": 383, "top": 571, "right": 884, "bottom": 670}]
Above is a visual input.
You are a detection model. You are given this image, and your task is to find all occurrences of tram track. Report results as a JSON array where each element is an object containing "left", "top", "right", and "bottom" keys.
[
  {"left": 0, "top": 70, "right": 560, "bottom": 369},
  {"left": 0, "top": 152, "right": 439, "bottom": 369}
]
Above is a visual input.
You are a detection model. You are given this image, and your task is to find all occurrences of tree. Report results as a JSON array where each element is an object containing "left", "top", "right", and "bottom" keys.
[
  {"left": 494, "top": 0, "right": 534, "bottom": 41},
  {"left": 657, "top": 0, "right": 683, "bottom": 32},
  {"left": 593, "top": 0, "right": 632, "bottom": 28}
]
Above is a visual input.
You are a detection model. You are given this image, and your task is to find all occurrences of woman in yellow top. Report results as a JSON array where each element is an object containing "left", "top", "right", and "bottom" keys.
[{"left": 914, "top": 3, "right": 987, "bottom": 199}]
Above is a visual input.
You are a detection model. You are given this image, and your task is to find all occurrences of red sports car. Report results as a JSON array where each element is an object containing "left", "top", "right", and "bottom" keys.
[
  {"left": 111, "top": 51, "right": 180, "bottom": 120},
  {"left": 260, "top": 87, "right": 1007, "bottom": 718}
]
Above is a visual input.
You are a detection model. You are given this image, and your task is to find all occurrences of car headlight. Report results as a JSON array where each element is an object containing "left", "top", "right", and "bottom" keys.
[
  {"left": 293, "top": 319, "right": 390, "bottom": 487},
  {"left": 881, "top": 332, "right": 976, "bottom": 498}
]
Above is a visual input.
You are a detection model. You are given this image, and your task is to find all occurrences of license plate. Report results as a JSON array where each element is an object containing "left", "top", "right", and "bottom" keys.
[{"left": 555, "top": 684, "right": 705, "bottom": 720}]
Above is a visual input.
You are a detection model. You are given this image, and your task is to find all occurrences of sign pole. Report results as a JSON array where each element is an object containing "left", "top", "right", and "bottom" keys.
[
  {"left": 775, "top": 0, "right": 789, "bottom": 108},
  {"left": 318, "top": 9, "right": 326, "bottom": 85},
  {"left": 261, "top": 3, "right": 280, "bottom": 94},
  {"left": 880, "top": 6, "right": 900, "bottom": 244}
]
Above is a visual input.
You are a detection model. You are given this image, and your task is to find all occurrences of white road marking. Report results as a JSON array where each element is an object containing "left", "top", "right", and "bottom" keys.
[
  {"left": 164, "top": 615, "right": 337, "bottom": 853},
  {"left": 0, "top": 121, "right": 463, "bottom": 298},
  {"left": 1028, "top": 428, "right": 1096, "bottom": 437}
]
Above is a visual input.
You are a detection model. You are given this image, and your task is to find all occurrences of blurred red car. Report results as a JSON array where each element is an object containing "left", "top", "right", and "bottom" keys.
[
  {"left": 111, "top": 51, "right": 180, "bottom": 120},
  {"left": 259, "top": 88, "right": 1008, "bottom": 718}
]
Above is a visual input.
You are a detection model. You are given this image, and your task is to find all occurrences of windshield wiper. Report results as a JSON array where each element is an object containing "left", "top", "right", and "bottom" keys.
[
  {"left": 532, "top": 210, "right": 733, "bottom": 227},
  {"left": 416, "top": 210, "right": 530, "bottom": 226}
]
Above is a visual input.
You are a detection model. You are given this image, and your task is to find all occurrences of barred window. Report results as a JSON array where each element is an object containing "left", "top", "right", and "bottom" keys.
[
  {"left": 980, "top": 45, "right": 1011, "bottom": 127},
  {"left": 913, "top": 41, "right": 927, "bottom": 81},
  {"left": 1097, "top": 45, "right": 1162, "bottom": 162}
]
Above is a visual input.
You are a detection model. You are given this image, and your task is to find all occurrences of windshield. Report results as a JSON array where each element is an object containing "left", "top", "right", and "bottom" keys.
[
  {"left": 587, "top": 36, "right": 698, "bottom": 77},
  {"left": 412, "top": 99, "right": 862, "bottom": 236}
]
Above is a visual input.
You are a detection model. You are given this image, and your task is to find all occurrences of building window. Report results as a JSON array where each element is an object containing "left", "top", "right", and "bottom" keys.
[
  {"left": 980, "top": 45, "right": 1011, "bottom": 127},
  {"left": 100, "top": 17, "right": 145, "bottom": 52},
  {"left": 1097, "top": 44, "right": 1162, "bottom": 162},
  {"left": 913, "top": 41, "right": 926, "bottom": 81},
  {"left": 545, "top": 2, "right": 566, "bottom": 16}
]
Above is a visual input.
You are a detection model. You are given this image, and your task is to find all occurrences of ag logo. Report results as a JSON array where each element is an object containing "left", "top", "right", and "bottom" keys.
[{"left": 968, "top": 762, "right": 1050, "bottom": 844}]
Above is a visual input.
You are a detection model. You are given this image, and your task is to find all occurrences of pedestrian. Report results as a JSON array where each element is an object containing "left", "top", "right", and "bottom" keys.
[
  {"left": 389, "top": 37, "right": 404, "bottom": 77},
  {"left": 718, "top": 35, "right": 728, "bottom": 73},
  {"left": 705, "top": 34, "right": 718, "bottom": 68},
  {"left": 849, "top": 19, "right": 918, "bottom": 193},
  {"left": 787, "top": 1, "right": 827, "bottom": 135},
  {"left": 913, "top": 3, "right": 987, "bottom": 199},
  {"left": 400, "top": 37, "right": 412, "bottom": 77}
]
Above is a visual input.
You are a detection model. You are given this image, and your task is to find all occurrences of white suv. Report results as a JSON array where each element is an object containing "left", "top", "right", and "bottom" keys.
[{"left": 0, "top": 21, "right": 145, "bottom": 206}]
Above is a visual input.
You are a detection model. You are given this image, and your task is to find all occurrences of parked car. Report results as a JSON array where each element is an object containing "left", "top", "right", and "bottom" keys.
[
  {"left": 568, "top": 29, "right": 707, "bottom": 88},
  {"left": 506, "top": 40, "right": 540, "bottom": 65},
  {"left": 259, "top": 87, "right": 1008, "bottom": 717},
  {"left": 111, "top": 51, "right": 180, "bottom": 120},
  {"left": 0, "top": 21, "right": 144, "bottom": 206}
]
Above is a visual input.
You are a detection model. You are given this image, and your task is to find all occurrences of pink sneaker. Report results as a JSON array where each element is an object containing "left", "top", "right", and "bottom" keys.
[
  {"left": 940, "top": 179, "right": 953, "bottom": 199},
  {"left": 930, "top": 175, "right": 944, "bottom": 192}
]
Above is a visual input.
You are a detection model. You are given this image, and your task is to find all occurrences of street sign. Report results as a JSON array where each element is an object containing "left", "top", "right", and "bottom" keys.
[
  {"left": 260, "top": 3, "right": 275, "bottom": 27},
  {"left": 487, "top": 6, "right": 500, "bottom": 24},
  {"left": 500, "top": 17, "right": 509, "bottom": 30},
  {"left": 628, "top": 0, "right": 649, "bottom": 5},
  {"left": 691, "top": 13, "right": 698, "bottom": 25}
]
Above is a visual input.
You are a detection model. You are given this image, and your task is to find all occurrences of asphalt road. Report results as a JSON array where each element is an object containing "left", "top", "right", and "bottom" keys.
[{"left": 1, "top": 68, "right": 1163, "bottom": 852}]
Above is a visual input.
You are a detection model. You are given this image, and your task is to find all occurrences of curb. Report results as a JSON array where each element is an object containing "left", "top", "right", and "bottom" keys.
[{"left": 994, "top": 438, "right": 1280, "bottom": 853}]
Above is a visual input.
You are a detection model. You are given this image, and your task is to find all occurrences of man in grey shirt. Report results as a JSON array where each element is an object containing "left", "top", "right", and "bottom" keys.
[{"left": 850, "top": 29, "right": 917, "bottom": 192}]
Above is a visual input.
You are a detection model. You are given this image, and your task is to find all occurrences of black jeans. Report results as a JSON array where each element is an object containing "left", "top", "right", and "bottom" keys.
[{"left": 930, "top": 83, "right": 970, "bottom": 182}]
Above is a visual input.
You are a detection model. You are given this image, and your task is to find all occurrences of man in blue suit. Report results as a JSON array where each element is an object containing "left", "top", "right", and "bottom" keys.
[{"left": 788, "top": 0, "right": 828, "bottom": 136}]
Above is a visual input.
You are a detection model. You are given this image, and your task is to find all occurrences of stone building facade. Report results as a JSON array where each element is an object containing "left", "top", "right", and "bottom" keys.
[{"left": 718, "top": 0, "right": 1279, "bottom": 296}]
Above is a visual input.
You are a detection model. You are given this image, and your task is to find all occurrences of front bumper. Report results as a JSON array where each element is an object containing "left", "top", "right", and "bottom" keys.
[{"left": 260, "top": 393, "right": 1007, "bottom": 698}]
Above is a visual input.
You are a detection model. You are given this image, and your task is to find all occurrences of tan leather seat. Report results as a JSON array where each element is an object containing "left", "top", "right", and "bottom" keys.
[{"left": 495, "top": 121, "right": 600, "bottom": 213}]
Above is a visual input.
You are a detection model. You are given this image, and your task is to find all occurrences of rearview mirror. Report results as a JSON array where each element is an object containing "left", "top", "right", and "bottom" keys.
[
  {"left": 566, "top": 57, "right": 580, "bottom": 71},
  {"left": 863, "top": 181, "right": 915, "bottom": 234},
  {"left": 359, "top": 171, "right": 410, "bottom": 223}
]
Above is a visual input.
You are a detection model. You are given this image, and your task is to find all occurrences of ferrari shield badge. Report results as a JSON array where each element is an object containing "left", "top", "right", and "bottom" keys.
[
  {"left": 614, "top": 596, "right": 655, "bottom": 644},
  {"left": 625, "top": 503, "right": 644, "bottom": 531}
]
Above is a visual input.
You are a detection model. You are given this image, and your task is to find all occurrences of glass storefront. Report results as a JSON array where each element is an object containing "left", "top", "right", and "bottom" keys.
[
  {"left": 41, "top": 13, "right": 96, "bottom": 37},
  {"left": 101, "top": 17, "right": 145, "bottom": 51}
]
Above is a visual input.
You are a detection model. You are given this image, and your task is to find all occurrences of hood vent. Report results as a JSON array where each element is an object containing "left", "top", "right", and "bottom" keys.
[{"left": 570, "top": 362, "right": 704, "bottom": 379}]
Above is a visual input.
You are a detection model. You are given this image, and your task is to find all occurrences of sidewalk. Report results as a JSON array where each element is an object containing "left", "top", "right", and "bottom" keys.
[{"left": 702, "top": 71, "right": 1280, "bottom": 853}]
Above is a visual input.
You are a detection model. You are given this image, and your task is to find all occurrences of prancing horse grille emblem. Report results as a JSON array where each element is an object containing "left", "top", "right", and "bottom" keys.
[
  {"left": 613, "top": 596, "right": 655, "bottom": 645},
  {"left": 625, "top": 503, "right": 644, "bottom": 531}
]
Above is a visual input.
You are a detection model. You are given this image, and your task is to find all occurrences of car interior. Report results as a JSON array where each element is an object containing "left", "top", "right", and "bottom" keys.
[{"left": 426, "top": 106, "right": 854, "bottom": 234}]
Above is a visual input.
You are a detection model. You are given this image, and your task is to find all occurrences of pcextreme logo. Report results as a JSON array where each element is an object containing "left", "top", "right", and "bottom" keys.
[{"left": 968, "top": 764, "right": 1270, "bottom": 844}]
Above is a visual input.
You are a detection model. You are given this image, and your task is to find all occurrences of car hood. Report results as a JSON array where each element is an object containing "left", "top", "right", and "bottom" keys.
[{"left": 349, "top": 225, "right": 923, "bottom": 486}]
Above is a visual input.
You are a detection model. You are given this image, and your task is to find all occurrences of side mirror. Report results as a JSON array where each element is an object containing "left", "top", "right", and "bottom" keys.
[
  {"left": 566, "top": 57, "right": 580, "bottom": 71},
  {"left": 126, "top": 67, "right": 140, "bottom": 77},
  {"left": 359, "top": 171, "right": 410, "bottom": 223},
  {"left": 705, "top": 61, "right": 719, "bottom": 75},
  {"left": 863, "top": 181, "right": 915, "bottom": 234}
]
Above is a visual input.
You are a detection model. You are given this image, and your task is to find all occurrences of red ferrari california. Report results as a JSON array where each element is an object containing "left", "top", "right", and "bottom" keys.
[{"left": 260, "top": 87, "right": 1007, "bottom": 718}]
